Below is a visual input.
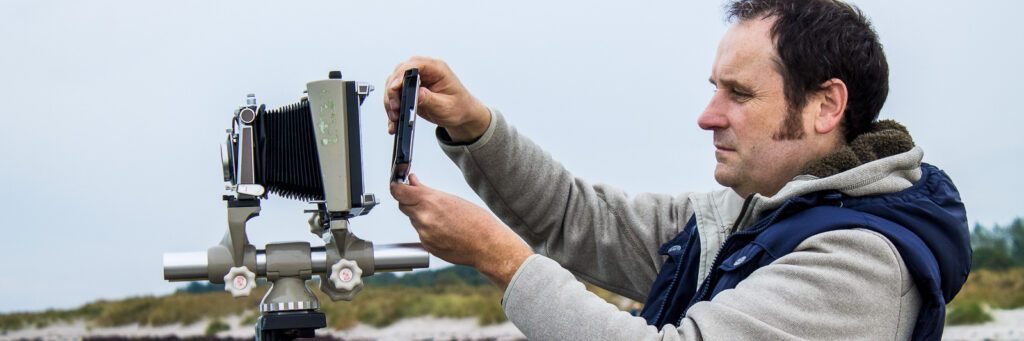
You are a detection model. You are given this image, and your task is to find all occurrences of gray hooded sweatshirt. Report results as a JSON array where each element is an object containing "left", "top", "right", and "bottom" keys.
[{"left": 438, "top": 109, "right": 926, "bottom": 340}]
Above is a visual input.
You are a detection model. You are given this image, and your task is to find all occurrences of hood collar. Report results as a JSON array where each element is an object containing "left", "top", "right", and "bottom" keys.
[
  {"left": 801, "top": 120, "right": 916, "bottom": 178},
  {"left": 736, "top": 120, "right": 923, "bottom": 230}
]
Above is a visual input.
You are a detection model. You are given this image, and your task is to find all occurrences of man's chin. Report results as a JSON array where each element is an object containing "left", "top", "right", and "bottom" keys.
[{"left": 712, "top": 166, "right": 736, "bottom": 188}]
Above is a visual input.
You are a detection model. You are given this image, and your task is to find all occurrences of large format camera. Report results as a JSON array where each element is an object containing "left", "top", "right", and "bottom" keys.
[{"left": 163, "top": 71, "right": 428, "bottom": 341}]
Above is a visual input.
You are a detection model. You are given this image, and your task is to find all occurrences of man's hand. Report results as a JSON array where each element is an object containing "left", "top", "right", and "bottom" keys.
[
  {"left": 383, "top": 56, "right": 491, "bottom": 143},
  {"left": 390, "top": 174, "right": 533, "bottom": 290}
]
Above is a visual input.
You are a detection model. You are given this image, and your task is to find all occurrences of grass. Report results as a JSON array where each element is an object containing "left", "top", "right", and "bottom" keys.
[
  {"left": 316, "top": 283, "right": 507, "bottom": 329},
  {"left": 8, "top": 267, "right": 1014, "bottom": 332},
  {"left": 945, "top": 267, "right": 1024, "bottom": 325},
  {"left": 949, "top": 267, "right": 1024, "bottom": 309},
  {"left": 946, "top": 301, "right": 994, "bottom": 325},
  {"left": 238, "top": 312, "right": 259, "bottom": 327},
  {"left": 0, "top": 281, "right": 508, "bottom": 333},
  {"left": 204, "top": 319, "right": 230, "bottom": 336},
  {"left": 0, "top": 289, "right": 268, "bottom": 333}
]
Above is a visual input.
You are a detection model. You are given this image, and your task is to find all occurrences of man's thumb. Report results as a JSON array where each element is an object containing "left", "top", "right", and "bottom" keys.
[
  {"left": 408, "top": 173, "right": 426, "bottom": 188},
  {"left": 390, "top": 174, "right": 426, "bottom": 205},
  {"left": 417, "top": 87, "right": 444, "bottom": 112}
]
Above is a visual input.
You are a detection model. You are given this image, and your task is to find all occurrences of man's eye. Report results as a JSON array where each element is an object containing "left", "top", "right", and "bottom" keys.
[{"left": 730, "top": 89, "right": 753, "bottom": 100}]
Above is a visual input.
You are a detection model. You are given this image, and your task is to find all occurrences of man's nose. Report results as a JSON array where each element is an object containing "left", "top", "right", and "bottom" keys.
[{"left": 698, "top": 94, "right": 728, "bottom": 131}]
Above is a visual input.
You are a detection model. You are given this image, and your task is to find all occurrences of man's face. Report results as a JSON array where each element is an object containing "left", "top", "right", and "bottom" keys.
[{"left": 698, "top": 18, "right": 819, "bottom": 198}]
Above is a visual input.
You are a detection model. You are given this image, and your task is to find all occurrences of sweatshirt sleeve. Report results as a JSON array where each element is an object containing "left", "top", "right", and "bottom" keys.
[
  {"left": 438, "top": 108, "right": 694, "bottom": 301},
  {"left": 500, "top": 230, "right": 918, "bottom": 341}
]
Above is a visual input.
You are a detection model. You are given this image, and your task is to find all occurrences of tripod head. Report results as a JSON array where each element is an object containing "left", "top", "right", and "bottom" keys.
[{"left": 162, "top": 71, "right": 429, "bottom": 340}]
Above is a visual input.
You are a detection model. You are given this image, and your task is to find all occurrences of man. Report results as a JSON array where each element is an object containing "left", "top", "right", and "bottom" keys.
[{"left": 385, "top": 0, "right": 971, "bottom": 339}]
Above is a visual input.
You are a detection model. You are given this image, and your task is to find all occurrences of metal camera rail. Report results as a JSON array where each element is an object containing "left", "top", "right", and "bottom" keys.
[{"left": 164, "top": 243, "right": 429, "bottom": 282}]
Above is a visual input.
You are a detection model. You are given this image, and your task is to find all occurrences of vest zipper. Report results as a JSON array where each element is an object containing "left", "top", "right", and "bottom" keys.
[
  {"left": 731, "top": 194, "right": 756, "bottom": 233},
  {"left": 684, "top": 194, "right": 754, "bottom": 317},
  {"left": 687, "top": 195, "right": 801, "bottom": 314}
]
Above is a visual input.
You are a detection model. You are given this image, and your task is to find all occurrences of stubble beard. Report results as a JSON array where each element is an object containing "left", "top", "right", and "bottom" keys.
[{"left": 771, "top": 106, "right": 805, "bottom": 141}]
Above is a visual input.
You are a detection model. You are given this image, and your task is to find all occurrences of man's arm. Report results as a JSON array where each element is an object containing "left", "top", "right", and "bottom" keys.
[
  {"left": 501, "top": 229, "right": 918, "bottom": 340},
  {"left": 438, "top": 109, "right": 694, "bottom": 300},
  {"left": 390, "top": 174, "right": 532, "bottom": 291},
  {"left": 384, "top": 57, "right": 696, "bottom": 300}
]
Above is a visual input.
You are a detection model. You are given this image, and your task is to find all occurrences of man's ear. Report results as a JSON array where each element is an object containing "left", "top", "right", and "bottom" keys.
[{"left": 814, "top": 78, "right": 848, "bottom": 134}]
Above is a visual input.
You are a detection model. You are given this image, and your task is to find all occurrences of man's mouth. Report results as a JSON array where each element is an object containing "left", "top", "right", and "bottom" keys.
[{"left": 715, "top": 144, "right": 735, "bottom": 152}]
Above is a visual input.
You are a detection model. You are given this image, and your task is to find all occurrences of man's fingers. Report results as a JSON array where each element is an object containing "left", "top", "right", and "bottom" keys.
[
  {"left": 390, "top": 176, "right": 430, "bottom": 203},
  {"left": 389, "top": 74, "right": 403, "bottom": 90},
  {"left": 407, "top": 57, "right": 449, "bottom": 87},
  {"left": 382, "top": 77, "right": 399, "bottom": 130},
  {"left": 390, "top": 181, "right": 411, "bottom": 202},
  {"left": 387, "top": 61, "right": 412, "bottom": 89},
  {"left": 383, "top": 60, "right": 417, "bottom": 123},
  {"left": 389, "top": 96, "right": 400, "bottom": 118},
  {"left": 388, "top": 57, "right": 448, "bottom": 91},
  {"left": 390, "top": 174, "right": 435, "bottom": 211},
  {"left": 383, "top": 94, "right": 397, "bottom": 121},
  {"left": 416, "top": 87, "right": 433, "bottom": 114},
  {"left": 408, "top": 173, "right": 426, "bottom": 188},
  {"left": 388, "top": 58, "right": 429, "bottom": 90},
  {"left": 416, "top": 87, "right": 449, "bottom": 122},
  {"left": 384, "top": 58, "right": 434, "bottom": 126}
]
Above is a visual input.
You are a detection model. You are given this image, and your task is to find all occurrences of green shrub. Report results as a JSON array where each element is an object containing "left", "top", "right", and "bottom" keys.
[
  {"left": 946, "top": 301, "right": 993, "bottom": 325},
  {"left": 476, "top": 300, "right": 507, "bottom": 325},
  {"left": 239, "top": 311, "right": 259, "bottom": 327},
  {"left": 0, "top": 265, "right": 630, "bottom": 332},
  {"left": 204, "top": 319, "right": 230, "bottom": 336},
  {"left": 0, "top": 314, "right": 27, "bottom": 333},
  {"left": 951, "top": 268, "right": 1024, "bottom": 309}
]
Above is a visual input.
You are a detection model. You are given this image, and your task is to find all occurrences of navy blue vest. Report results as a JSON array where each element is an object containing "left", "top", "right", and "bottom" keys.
[{"left": 638, "top": 177, "right": 966, "bottom": 341}]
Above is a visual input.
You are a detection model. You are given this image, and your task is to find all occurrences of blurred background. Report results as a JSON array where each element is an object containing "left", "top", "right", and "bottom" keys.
[{"left": 0, "top": 0, "right": 1022, "bottom": 338}]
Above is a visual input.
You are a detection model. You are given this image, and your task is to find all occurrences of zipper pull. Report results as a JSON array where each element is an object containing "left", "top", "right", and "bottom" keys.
[{"left": 730, "top": 194, "right": 756, "bottom": 233}]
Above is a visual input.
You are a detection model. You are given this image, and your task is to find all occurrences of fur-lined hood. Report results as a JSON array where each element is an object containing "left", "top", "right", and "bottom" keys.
[{"left": 739, "top": 120, "right": 925, "bottom": 227}]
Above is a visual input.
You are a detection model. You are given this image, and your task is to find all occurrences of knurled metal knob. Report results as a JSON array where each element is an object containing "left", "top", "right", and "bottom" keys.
[
  {"left": 223, "top": 266, "right": 256, "bottom": 297},
  {"left": 329, "top": 259, "right": 363, "bottom": 292}
]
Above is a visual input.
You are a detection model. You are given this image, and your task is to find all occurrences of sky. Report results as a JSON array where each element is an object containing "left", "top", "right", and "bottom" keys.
[{"left": 1, "top": 0, "right": 1022, "bottom": 313}]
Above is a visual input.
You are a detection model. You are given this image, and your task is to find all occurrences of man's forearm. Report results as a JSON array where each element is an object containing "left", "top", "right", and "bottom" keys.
[{"left": 474, "top": 236, "right": 533, "bottom": 291}]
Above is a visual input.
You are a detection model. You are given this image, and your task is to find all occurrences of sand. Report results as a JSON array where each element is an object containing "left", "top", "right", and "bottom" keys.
[
  {"left": 0, "top": 314, "right": 525, "bottom": 341},
  {"left": 5, "top": 308, "right": 1023, "bottom": 341}
]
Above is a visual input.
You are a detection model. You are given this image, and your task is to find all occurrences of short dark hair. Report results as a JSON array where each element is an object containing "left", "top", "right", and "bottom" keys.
[{"left": 727, "top": 0, "right": 889, "bottom": 142}]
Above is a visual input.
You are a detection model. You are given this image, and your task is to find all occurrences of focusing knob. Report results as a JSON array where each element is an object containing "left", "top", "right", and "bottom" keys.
[
  {"left": 329, "top": 259, "right": 363, "bottom": 292},
  {"left": 328, "top": 70, "right": 342, "bottom": 79},
  {"left": 223, "top": 266, "right": 256, "bottom": 297}
]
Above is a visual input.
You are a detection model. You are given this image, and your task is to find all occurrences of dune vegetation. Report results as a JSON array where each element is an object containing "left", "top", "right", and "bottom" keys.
[
  {"left": 0, "top": 266, "right": 508, "bottom": 334},
  {"left": 0, "top": 265, "right": 637, "bottom": 334},
  {"left": 945, "top": 218, "right": 1024, "bottom": 325},
  {"left": 945, "top": 267, "right": 1024, "bottom": 325},
  {"left": 3, "top": 218, "right": 1022, "bottom": 333}
]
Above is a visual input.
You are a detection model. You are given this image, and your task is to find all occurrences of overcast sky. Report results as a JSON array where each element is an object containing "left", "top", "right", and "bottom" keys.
[{"left": 1, "top": 0, "right": 1021, "bottom": 313}]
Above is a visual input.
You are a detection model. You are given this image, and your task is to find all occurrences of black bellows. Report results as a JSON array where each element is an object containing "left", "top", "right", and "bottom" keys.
[{"left": 252, "top": 99, "right": 325, "bottom": 201}]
